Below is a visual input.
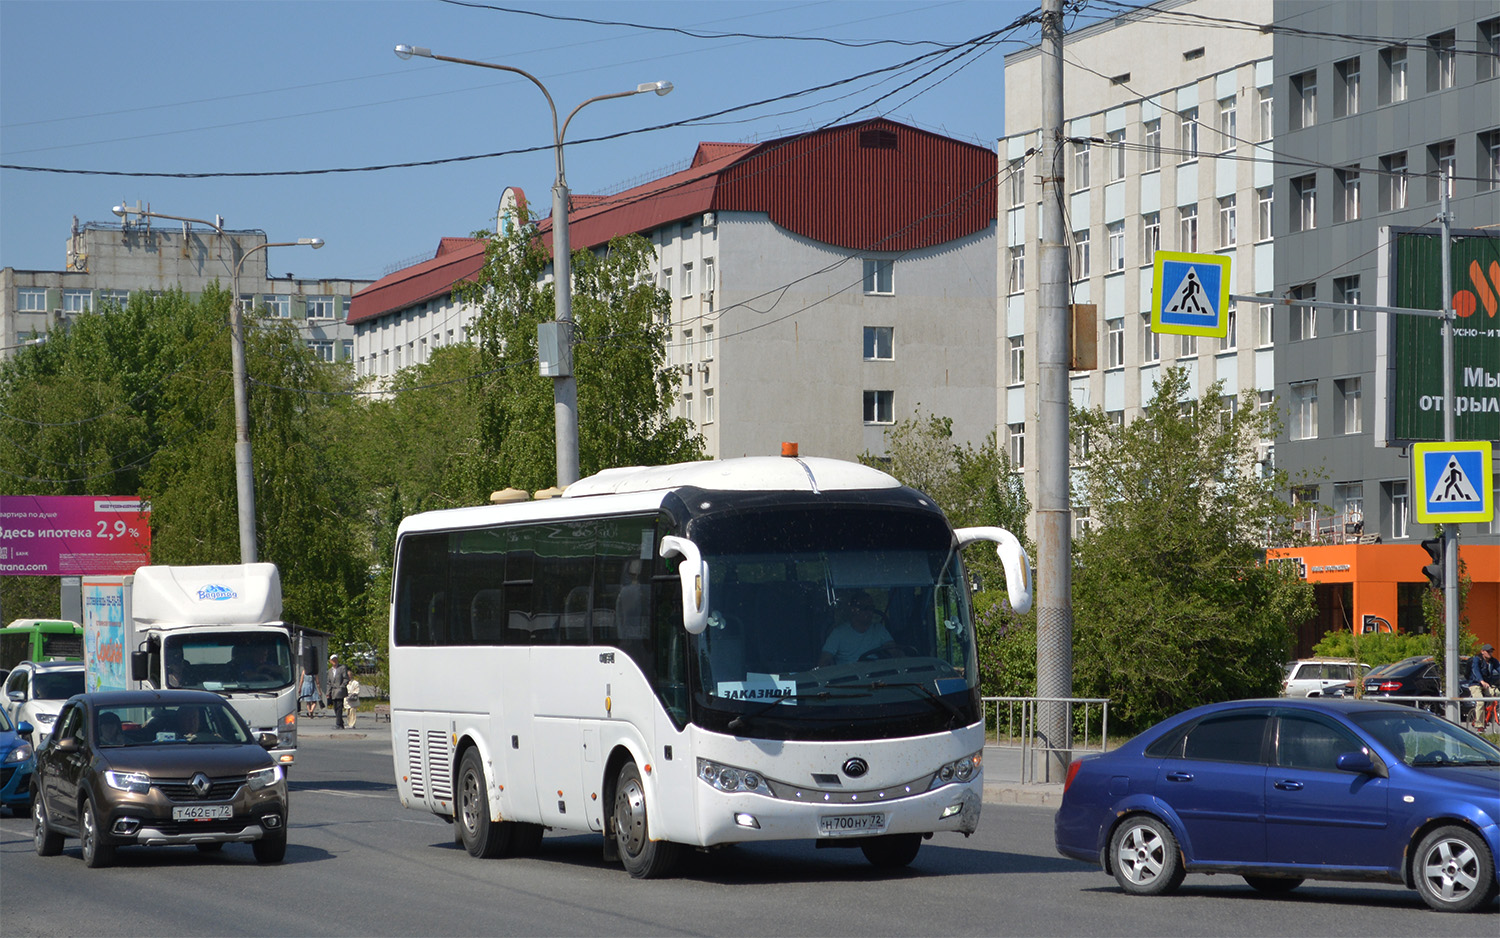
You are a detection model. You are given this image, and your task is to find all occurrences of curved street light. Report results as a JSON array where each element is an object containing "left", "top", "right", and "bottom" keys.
[{"left": 394, "top": 43, "right": 672, "bottom": 487}]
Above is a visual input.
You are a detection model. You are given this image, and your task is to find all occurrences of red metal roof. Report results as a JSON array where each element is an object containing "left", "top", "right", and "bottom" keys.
[{"left": 353, "top": 119, "right": 995, "bottom": 324}]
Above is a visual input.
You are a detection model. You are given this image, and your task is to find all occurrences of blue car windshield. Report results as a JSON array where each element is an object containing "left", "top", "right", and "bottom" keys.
[
  {"left": 0, "top": 708, "right": 12, "bottom": 732},
  {"left": 1350, "top": 710, "right": 1500, "bottom": 766}
]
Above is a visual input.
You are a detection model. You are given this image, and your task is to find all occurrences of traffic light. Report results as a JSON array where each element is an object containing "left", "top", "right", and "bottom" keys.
[{"left": 1420, "top": 536, "right": 1444, "bottom": 591}]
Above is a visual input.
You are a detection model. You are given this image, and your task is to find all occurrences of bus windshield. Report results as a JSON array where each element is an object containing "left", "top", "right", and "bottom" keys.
[
  {"left": 165, "top": 633, "right": 294, "bottom": 693},
  {"left": 687, "top": 505, "right": 978, "bottom": 738}
]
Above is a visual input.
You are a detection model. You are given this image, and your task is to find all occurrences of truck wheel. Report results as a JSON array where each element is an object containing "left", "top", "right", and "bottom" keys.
[
  {"left": 613, "top": 761, "right": 679, "bottom": 878},
  {"left": 80, "top": 797, "right": 115, "bottom": 868},
  {"left": 33, "top": 796, "right": 63, "bottom": 857},
  {"left": 253, "top": 831, "right": 288, "bottom": 863},
  {"left": 861, "top": 833, "right": 922, "bottom": 868},
  {"left": 457, "top": 748, "right": 514, "bottom": 858}
]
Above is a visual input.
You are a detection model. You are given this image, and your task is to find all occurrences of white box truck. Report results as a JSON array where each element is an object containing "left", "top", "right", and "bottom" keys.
[{"left": 82, "top": 563, "right": 298, "bottom": 765}]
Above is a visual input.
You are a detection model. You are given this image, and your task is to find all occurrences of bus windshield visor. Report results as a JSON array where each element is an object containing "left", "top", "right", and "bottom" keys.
[
  {"left": 688, "top": 507, "right": 978, "bottom": 728},
  {"left": 166, "top": 633, "right": 294, "bottom": 692}
]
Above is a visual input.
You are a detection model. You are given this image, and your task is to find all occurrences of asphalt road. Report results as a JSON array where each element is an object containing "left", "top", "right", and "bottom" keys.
[{"left": 1, "top": 726, "right": 1494, "bottom": 936}]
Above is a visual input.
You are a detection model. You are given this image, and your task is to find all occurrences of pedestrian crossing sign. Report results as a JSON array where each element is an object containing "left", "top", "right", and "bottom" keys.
[
  {"left": 1413, "top": 441, "right": 1493, "bottom": 524},
  {"left": 1152, "top": 251, "right": 1231, "bottom": 337}
]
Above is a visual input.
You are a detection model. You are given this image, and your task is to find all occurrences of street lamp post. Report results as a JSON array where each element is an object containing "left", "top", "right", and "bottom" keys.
[
  {"left": 110, "top": 202, "right": 321, "bottom": 563},
  {"left": 229, "top": 239, "right": 323, "bottom": 563},
  {"left": 394, "top": 44, "right": 671, "bottom": 487}
]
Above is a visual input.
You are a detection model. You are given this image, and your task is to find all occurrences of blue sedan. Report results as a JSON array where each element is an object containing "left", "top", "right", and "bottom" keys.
[
  {"left": 0, "top": 707, "right": 35, "bottom": 815},
  {"left": 1055, "top": 698, "right": 1500, "bottom": 912}
]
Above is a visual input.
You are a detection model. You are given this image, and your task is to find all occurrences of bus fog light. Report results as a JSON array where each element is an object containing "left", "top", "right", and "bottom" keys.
[
  {"left": 734, "top": 812, "right": 760, "bottom": 829},
  {"left": 940, "top": 802, "right": 963, "bottom": 819}
]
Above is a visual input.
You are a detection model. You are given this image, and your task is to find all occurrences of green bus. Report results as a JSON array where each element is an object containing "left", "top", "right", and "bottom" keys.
[{"left": 0, "top": 619, "right": 84, "bottom": 671}]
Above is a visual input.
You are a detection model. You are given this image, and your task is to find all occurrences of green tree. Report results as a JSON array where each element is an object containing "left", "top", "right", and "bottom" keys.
[
  {"left": 1069, "top": 367, "right": 1315, "bottom": 731},
  {"left": 453, "top": 220, "right": 702, "bottom": 492}
]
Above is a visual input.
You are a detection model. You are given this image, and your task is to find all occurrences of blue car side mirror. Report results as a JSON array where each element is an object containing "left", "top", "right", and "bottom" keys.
[
  {"left": 17, "top": 721, "right": 34, "bottom": 737},
  {"left": 1336, "top": 750, "right": 1382, "bottom": 776}
]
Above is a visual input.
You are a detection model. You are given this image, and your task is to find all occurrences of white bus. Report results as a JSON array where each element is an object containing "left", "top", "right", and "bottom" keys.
[{"left": 388, "top": 454, "right": 1031, "bottom": 877}]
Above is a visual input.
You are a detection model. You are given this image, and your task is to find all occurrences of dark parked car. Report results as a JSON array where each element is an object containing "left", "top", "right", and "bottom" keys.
[
  {"left": 0, "top": 707, "right": 35, "bottom": 815},
  {"left": 1056, "top": 698, "right": 1500, "bottom": 912},
  {"left": 31, "top": 690, "right": 289, "bottom": 867}
]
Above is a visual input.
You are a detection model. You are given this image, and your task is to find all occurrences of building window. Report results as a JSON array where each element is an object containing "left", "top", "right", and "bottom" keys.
[
  {"left": 1107, "top": 317, "right": 1124, "bottom": 368},
  {"left": 1008, "top": 423, "right": 1025, "bottom": 468},
  {"left": 341, "top": 340, "right": 351, "bottom": 362},
  {"left": 1291, "top": 284, "right": 1316, "bottom": 341},
  {"left": 1427, "top": 140, "right": 1456, "bottom": 201},
  {"left": 1178, "top": 205, "right": 1198, "bottom": 252},
  {"left": 1217, "top": 195, "right": 1237, "bottom": 247},
  {"left": 262, "top": 294, "right": 291, "bottom": 318},
  {"left": 864, "top": 325, "right": 893, "bottom": 360},
  {"left": 1291, "top": 175, "right": 1317, "bottom": 232},
  {"left": 99, "top": 290, "right": 129, "bottom": 307},
  {"left": 1256, "top": 86, "right": 1273, "bottom": 140},
  {"left": 681, "top": 330, "right": 694, "bottom": 384},
  {"left": 1258, "top": 297, "right": 1273, "bottom": 347},
  {"left": 1143, "top": 118, "right": 1162, "bottom": 170},
  {"left": 1217, "top": 96, "right": 1237, "bottom": 150},
  {"left": 308, "top": 340, "right": 334, "bottom": 362},
  {"left": 1008, "top": 245, "right": 1026, "bottom": 294},
  {"left": 1337, "top": 377, "right": 1362, "bottom": 434},
  {"left": 1482, "top": 130, "right": 1500, "bottom": 191},
  {"left": 683, "top": 393, "right": 694, "bottom": 424},
  {"left": 1482, "top": 18, "right": 1500, "bottom": 81},
  {"left": 1142, "top": 212, "right": 1161, "bottom": 258},
  {"left": 1334, "top": 482, "right": 1364, "bottom": 527},
  {"left": 16, "top": 287, "right": 46, "bottom": 312},
  {"left": 1220, "top": 305, "right": 1238, "bottom": 352},
  {"left": 1290, "top": 381, "right": 1318, "bottom": 440},
  {"left": 703, "top": 388, "right": 715, "bottom": 424},
  {"left": 863, "top": 390, "right": 894, "bottom": 424},
  {"left": 1380, "top": 46, "right": 1408, "bottom": 104},
  {"left": 1072, "top": 229, "right": 1091, "bottom": 279},
  {"left": 1334, "top": 276, "right": 1361, "bottom": 332},
  {"left": 1257, "top": 187, "right": 1274, "bottom": 241},
  {"left": 1336, "top": 56, "right": 1361, "bottom": 117},
  {"left": 702, "top": 258, "right": 715, "bottom": 299},
  {"left": 1009, "top": 336, "right": 1025, "bottom": 384},
  {"left": 703, "top": 324, "right": 715, "bottom": 360},
  {"left": 1107, "top": 129, "right": 1126, "bottom": 181},
  {"left": 1336, "top": 166, "right": 1361, "bottom": 222},
  {"left": 62, "top": 289, "right": 93, "bottom": 314},
  {"left": 1178, "top": 107, "right": 1198, "bottom": 161},
  {"left": 1073, "top": 505, "right": 1092, "bottom": 538},
  {"left": 1379, "top": 152, "right": 1408, "bottom": 211},
  {"left": 863, "top": 258, "right": 893, "bottom": 295},
  {"left": 1142, "top": 313, "right": 1161, "bottom": 363},
  {"left": 306, "top": 296, "right": 336, "bottom": 319},
  {"left": 682, "top": 262, "right": 695, "bottom": 297},
  {"left": 661, "top": 268, "right": 673, "bottom": 301},
  {"left": 1007, "top": 158, "right": 1025, "bottom": 205},
  {"left": 1107, "top": 221, "right": 1125, "bottom": 271},
  {"left": 1389, "top": 480, "right": 1410, "bottom": 539},
  {"left": 1179, "top": 333, "right": 1198, "bottom": 358},
  {"left": 1290, "top": 70, "right": 1317, "bottom": 130},
  {"left": 1429, "top": 30, "right": 1456, "bottom": 91},
  {"left": 1073, "top": 141, "right": 1091, "bottom": 190}
]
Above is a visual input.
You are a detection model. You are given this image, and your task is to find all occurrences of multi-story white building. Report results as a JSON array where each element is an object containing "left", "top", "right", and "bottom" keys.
[
  {"left": 2, "top": 212, "right": 370, "bottom": 362},
  {"left": 997, "top": 0, "right": 1275, "bottom": 535},
  {"left": 349, "top": 118, "right": 998, "bottom": 461}
]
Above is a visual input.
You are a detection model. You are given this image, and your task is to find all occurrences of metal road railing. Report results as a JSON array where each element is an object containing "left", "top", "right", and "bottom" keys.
[{"left": 982, "top": 696, "right": 1110, "bottom": 784}]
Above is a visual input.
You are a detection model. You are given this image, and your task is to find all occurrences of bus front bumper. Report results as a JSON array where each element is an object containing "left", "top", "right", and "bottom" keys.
[{"left": 694, "top": 777, "right": 982, "bottom": 846}]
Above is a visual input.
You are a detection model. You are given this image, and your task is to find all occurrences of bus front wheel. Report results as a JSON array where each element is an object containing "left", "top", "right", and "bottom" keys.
[
  {"left": 613, "top": 762, "right": 680, "bottom": 879},
  {"left": 457, "top": 749, "right": 514, "bottom": 859}
]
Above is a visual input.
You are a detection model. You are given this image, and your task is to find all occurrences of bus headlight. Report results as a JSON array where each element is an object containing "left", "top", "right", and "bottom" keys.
[
  {"left": 698, "top": 759, "right": 774, "bottom": 796},
  {"left": 929, "top": 751, "right": 981, "bottom": 790}
]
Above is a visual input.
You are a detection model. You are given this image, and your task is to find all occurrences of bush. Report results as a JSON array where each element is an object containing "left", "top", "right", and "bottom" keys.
[
  {"left": 1310, "top": 628, "right": 1478, "bottom": 666},
  {"left": 973, "top": 591, "right": 1035, "bottom": 698}
]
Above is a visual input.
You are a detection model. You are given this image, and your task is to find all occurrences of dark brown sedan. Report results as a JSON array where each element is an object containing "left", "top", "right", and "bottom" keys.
[{"left": 30, "top": 689, "right": 288, "bottom": 867}]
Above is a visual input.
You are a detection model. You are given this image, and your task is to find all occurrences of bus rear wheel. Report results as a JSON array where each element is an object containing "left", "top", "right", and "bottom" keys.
[{"left": 613, "top": 762, "right": 679, "bottom": 879}]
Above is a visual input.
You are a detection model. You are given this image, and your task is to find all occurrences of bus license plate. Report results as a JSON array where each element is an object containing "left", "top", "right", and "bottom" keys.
[
  {"left": 173, "top": 805, "right": 232, "bottom": 821},
  {"left": 818, "top": 813, "right": 888, "bottom": 837}
]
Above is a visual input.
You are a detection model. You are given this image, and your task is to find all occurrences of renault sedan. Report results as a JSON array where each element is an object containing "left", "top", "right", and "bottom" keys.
[
  {"left": 1055, "top": 698, "right": 1500, "bottom": 912},
  {"left": 31, "top": 689, "right": 288, "bottom": 867}
]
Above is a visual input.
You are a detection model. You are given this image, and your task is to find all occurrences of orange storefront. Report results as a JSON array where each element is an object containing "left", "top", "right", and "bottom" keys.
[{"left": 1267, "top": 544, "right": 1499, "bottom": 657}]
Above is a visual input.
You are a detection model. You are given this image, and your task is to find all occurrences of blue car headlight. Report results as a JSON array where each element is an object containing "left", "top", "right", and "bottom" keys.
[
  {"left": 104, "top": 770, "right": 152, "bottom": 794},
  {"left": 4, "top": 743, "right": 32, "bottom": 763}
]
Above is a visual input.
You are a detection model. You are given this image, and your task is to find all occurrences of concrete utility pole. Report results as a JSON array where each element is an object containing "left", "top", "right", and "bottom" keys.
[
  {"left": 1438, "top": 170, "right": 1460, "bottom": 720},
  {"left": 1035, "top": 0, "right": 1073, "bottom": 780}
]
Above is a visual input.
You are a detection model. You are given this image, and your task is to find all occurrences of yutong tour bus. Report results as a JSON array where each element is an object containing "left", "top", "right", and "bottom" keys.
[{"left": 388, "top": 454, "right": 1032, "bottom": 877}]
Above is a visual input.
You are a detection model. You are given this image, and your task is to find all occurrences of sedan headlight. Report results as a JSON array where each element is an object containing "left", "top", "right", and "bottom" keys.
[
  {"left": 33, "top": 712, "right": 57, "bottom": 725},
  {"left": 247, "top": 765, "right": 284, "bottom": 790},
  {"left": 929, "top": 751, "right": 982, "bottom": 789},
  {"left": 104, "top": 770, "right": 151, "bottom": 794},
  {"left": 4, "top": 743, "right": 32, "bottom": 763}
]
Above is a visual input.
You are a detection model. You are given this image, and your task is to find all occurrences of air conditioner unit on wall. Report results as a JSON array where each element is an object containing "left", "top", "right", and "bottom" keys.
[{"left": 702, "top": 212, "right": 716, "bottom": 228}]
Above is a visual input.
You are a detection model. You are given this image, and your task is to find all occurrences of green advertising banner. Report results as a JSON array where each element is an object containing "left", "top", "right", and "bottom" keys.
[{"left": 1385, "top": 227, "right": 1500, "bottom": 445}]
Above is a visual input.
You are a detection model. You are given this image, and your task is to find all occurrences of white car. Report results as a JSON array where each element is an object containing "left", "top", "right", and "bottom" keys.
[
  {"left": 1281, "top": 658, "right": 1370, "bottom": 697},
  {"left": 2, "top": 660, "right": 85, "bottom": 749}
]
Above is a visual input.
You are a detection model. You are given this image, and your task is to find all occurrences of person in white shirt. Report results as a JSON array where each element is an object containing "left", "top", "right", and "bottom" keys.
[{"left": 819, "top": 592, "right": 897, "bottom": 666}]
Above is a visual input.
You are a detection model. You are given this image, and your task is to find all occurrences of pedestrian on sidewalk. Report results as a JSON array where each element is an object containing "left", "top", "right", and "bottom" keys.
[
  {"left": 1466, "top": 644, "right": 1499, "bottom": 732},
  {"left": 299, "top": 667, "right": 320, "bottom": 719},
  {"left": 326, "top": 654, "right": 349, "bottom": 729},
  {"left": 345, "top": 677, "right": 362, "bottom": 729}
]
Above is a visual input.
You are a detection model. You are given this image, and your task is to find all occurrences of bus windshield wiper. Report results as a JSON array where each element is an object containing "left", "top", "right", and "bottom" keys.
[
  {"left": 725, "top": 690, "right": 871, "bottom": 731},
  {"left": 842, "top": 680, "right": 966, "bottom": 724}
]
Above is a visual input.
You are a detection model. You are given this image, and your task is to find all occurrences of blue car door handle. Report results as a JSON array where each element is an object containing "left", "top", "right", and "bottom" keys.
[
  {"left": 1166, "top": 771, "right": 1194, "bottom": 782},
  {"left": 1273, "top": 779, "right": 1304, "bottom": 791}
]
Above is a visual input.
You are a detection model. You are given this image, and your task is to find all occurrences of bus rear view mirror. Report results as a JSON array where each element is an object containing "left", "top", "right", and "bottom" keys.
[
  {"left": 659, "top": 536, "right": 711, "bottom": 635},
  {"left": 953, "top": 527, "right": 1033, "bottom": 614}
]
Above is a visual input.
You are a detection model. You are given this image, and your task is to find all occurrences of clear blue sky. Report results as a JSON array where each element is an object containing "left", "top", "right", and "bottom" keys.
[{"left": 1, "top": 1, "right": 1120, "bottom": 284}]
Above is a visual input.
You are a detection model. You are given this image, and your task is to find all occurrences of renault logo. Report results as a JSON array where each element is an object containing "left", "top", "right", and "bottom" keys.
[
  {"left": 191, "top": 773, "right": 212, "bottom": 796},
  {"left": 842, "top": 757, "right": 869, "bottom": 778}
]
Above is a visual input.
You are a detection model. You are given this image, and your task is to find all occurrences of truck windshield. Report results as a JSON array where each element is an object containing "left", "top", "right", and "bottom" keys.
[
  {"left": 686, "top": 504, "right": 979, "bottom": 740},
  {"left": 165, "top": 633, "right": 293, "bottom": 693}
]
